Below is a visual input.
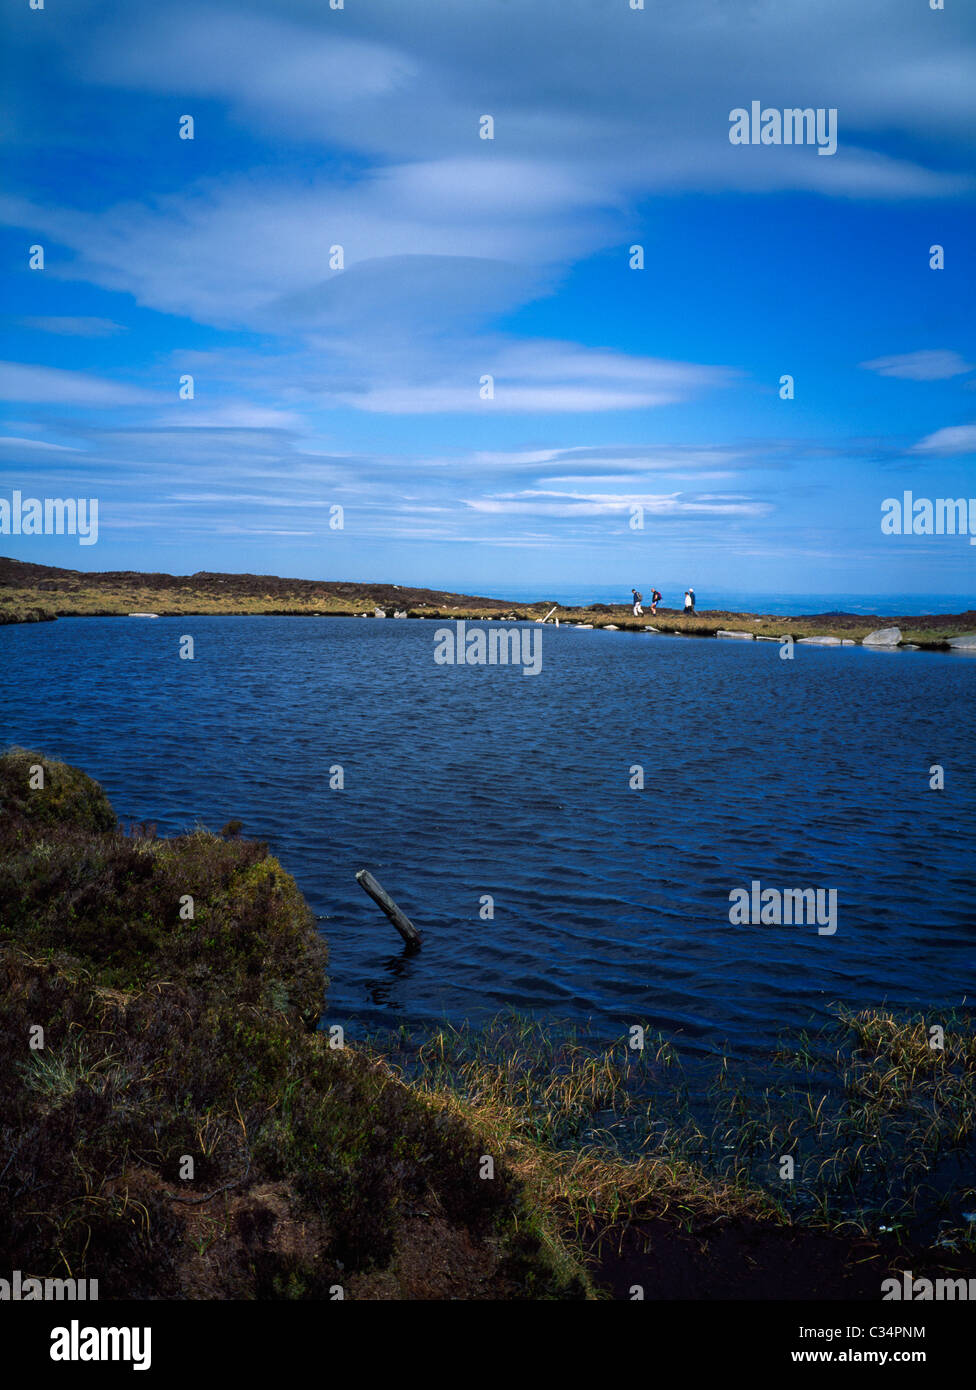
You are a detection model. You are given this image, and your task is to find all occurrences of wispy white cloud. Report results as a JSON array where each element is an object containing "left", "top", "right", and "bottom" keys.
[
  {"left": 861, "top": 350, "right": 974, "bottom": 381},
  {"left": 0, "top": 362, "right": 157, "bottom": 407},
  {"left": 17, "top": 316, "right": 127, "bottom": 338},
  {"left": 913, "top": 424, "right": 976, "bottom": 454},
  {"left": 332, "top": 344, "right": 733, "bottom": 414},
  {"left": 151, "top": 404, "right": 307, "bottom": 431},
  {"left": 0, "top": 436, "right": 80, "bottom": 452},
  {"left": 85, "top": 8, "right": 417, "bottom": 127},
  {"left": 465, "top": 489, "right": 772, "bottom": 518}
]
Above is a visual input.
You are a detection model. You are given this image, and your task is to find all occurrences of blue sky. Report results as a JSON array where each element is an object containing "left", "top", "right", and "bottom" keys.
[{"left": 1, "top": 0, "right": 975, "bottom": 601}]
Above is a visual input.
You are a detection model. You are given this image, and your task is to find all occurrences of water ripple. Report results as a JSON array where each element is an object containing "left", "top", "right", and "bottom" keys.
[{"left": 1, "top": 615, "right": 974, "bottom": 1057}]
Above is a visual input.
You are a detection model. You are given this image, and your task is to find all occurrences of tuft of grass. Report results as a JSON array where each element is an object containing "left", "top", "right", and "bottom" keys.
[{"left": 373, "top": 1008, "right": 976, "bottom": 1270}]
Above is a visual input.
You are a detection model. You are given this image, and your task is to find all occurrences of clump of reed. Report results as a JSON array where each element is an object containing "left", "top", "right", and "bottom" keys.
[
  {"left": 369, "top": 1014, "right": 778, "bottom": 1269},
  {"left": 374, "top": 1007, "right": 976, "bottom": 1263}
]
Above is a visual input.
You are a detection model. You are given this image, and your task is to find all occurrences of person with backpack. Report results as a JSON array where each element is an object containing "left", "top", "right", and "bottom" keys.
[
  {"left": 650, "top": 587, "right": 662, "bottom": 615},
  {"left": 684, "top": 587, "right": 696, "bottom": 614},
  {"left": 632, "top": 588, "right": 644, "bottom": 616}
]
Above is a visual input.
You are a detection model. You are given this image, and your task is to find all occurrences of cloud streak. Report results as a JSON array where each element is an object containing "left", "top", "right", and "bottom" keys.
[{"left": 862, "top": 350, "right": 974, "bottom": 381}]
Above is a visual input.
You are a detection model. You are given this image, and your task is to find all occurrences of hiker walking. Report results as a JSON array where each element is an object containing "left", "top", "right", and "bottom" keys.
[
  {"left": 650, "top": 587, "right": 662, "bottom": 616},
  {"left": 684, "top": 587, "right": 696, "bottom": 614},
  {"left": 632, "top": 588, "right": 644, "bottom": 617}
]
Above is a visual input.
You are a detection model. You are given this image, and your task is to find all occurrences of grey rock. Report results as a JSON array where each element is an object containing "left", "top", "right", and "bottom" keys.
[
  {"left": 717, "top": 629, "right": 754, "bottom": 640},
  {"left": 948, "top": 633, "right": 976, "bottom": 648},
  {"left": 862, "top": 627, "right": 901, "bottom": 646},
  {"left": 798, "top": 636, "right": 842, "bottom": 646}
]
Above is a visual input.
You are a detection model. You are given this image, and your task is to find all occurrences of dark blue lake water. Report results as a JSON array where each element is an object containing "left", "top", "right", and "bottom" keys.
[{"left": 2, "top": 616, "right": 974, "bottom": 1059}]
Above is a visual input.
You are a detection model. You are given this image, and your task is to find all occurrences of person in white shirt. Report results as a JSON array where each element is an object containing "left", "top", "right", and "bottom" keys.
[{"left": 684, "top": 588, "right": 696, "bottom": 613}]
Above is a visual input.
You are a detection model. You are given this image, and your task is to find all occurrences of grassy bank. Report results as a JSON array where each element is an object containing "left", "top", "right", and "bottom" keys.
[
  {"left": 2, "top": 749, "right": 973, "bottom": 1299},
  {"left": 0, "top": 603, "right": 56, "bottom": 625},
  {"left": 0, "top": 750, "right": 585, "bottom": 1299}
]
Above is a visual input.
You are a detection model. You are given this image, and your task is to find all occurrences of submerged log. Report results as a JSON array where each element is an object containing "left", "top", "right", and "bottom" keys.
[{"left": 355, "top": 869, "right": 422, "bottom": 948}]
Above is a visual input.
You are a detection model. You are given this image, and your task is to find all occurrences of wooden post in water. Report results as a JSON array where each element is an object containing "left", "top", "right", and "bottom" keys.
[{"left": 355, "top": 869, "right": 422, "bottom": 949}]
